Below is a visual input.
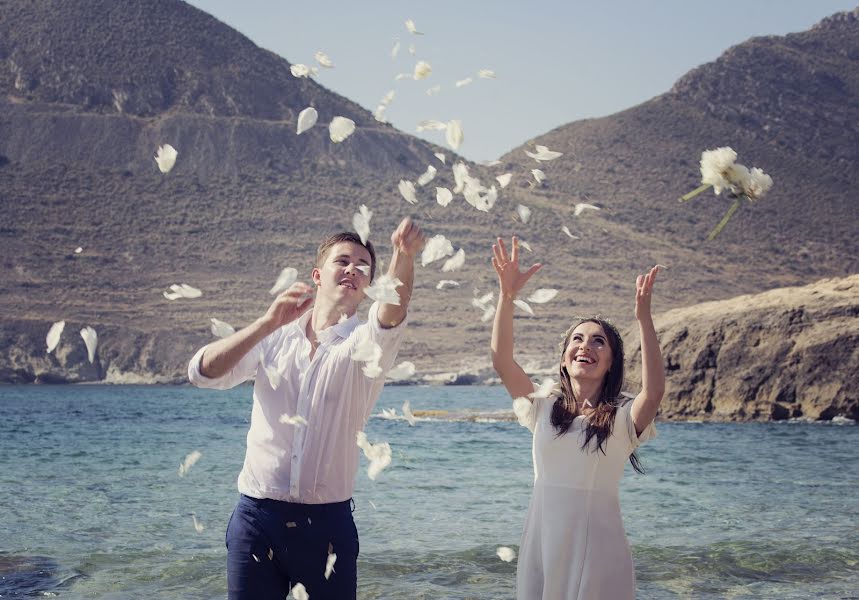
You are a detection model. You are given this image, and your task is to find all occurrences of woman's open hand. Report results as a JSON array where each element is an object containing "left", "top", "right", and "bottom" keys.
[
  {"left": 492, "top": 236, "right": 542, "bottom": 300},
  {"left": 635, "top": 265, "right": 659, "bottom": 321}
]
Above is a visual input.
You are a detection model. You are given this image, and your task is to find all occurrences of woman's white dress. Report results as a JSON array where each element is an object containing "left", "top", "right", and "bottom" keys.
[{"left": 517, "top": 396, "right": 656, "bottom": 600}]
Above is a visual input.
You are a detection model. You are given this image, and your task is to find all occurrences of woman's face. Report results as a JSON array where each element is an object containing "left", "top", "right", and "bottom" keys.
[{"left": 563, "top": 321, "right": 613, "bottom": 383}]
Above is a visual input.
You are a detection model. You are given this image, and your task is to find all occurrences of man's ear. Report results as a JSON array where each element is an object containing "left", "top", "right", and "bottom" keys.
[{"left": 311, "top": 267, "right": 321, "bottom": 286}]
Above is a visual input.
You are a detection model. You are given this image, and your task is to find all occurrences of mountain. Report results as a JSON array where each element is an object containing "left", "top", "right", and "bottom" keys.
[{"left": 0, "top": 1, "right": 856, "bottom": 420}]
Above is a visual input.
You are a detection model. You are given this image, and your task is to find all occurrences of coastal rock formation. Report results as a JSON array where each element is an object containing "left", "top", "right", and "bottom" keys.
[{"left": 626, "top": 274, "right": 859, "bottom": 421}]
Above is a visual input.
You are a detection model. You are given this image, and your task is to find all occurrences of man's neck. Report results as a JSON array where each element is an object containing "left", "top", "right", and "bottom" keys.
[{"left": 309, "top": 296, "right": 355, "bottom": 337}]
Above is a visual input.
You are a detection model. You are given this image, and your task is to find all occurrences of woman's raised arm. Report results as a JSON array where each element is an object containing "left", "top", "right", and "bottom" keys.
[{"left": 631, "top": 265, "right": 666, "bottom": 433}]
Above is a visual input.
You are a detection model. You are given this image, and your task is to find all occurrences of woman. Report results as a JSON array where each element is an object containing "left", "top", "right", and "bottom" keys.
[{"left": 490, "top": 236, "right": 665, "bottom": 600}]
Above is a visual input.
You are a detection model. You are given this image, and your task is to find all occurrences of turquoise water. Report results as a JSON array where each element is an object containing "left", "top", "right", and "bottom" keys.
[{"left": 1, "top": 385, "right": 857, "bottom": 599}]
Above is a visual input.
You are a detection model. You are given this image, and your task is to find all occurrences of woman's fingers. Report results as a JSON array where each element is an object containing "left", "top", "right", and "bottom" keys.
[
  {"left": 497, "top": 237, "right": 509, "bottom": 263},
  {"left": 510, "top": 236, "right": 519, "bottom": 265},
  {"left": 522, "top": 263, "right": 542, "bottom": 282}
]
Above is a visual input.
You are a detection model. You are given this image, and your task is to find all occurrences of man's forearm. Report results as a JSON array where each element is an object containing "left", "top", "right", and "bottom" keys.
[{"left": 200, "top": 317, "right": 276, "bottom": 378}]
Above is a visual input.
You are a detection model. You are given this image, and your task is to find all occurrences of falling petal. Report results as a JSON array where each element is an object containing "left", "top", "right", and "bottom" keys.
[
  {"left": 297, "top": 107, "right": 318, "bottom": 135},
  {"left": 561, "top": 226, "right": 579, "bottom": 240},
  {"left": 513, "top": 299, "right": 534, "bottom": 316},
  {"left": 252, "top": 553, "right": 261, "bottom": 563},
  {"left": 496, "top": 546, "right": 516, "bottom": 562},
  {"left": 421, "top": 235, "right": 454, "bottom": 267},
  {"left": 381, "top": 90, "right": 396, "bottom": 106},
  {"left": 356, "top": 431, "right": 393, "bottom": 480},
  {"left": 496, "top": 173, "right": 512, "bottom": 188},
  {"left": 573, "top": 203, "right": 600, "bottom": 217},
  {"left": 268, "top": 548, "right": 274, "bottom": 560},
  {"left": 391, "top": 39, "right": 400, "bottom": 59},
  {"left": 530, "top": 378, "right": 556, "bottom": 399},
  {"left": 46, "top": 320, "right": 65, "bottom": 353},
  {"left": 380, "top": 408, "right": 397, "bottom": 419},
  {"left": 531, "top": 169, "right": 546, "bottom": 184},
  {"left": 80, "top": 326, "right": 97, "bottom": 363},
  {"left": 516, "top": 204, "right": 532, "bottom": 224},
  {"left": 192, "top": 514, "right": 205, "bottom": 533},
  {"left": 413, "top": 61, "right": 432, "bottom": 80},
  {"left": 394, "top": 72, "right": 412, "bottom": 81},
  {"left": 398, "top": 180, "right": 418, "bottom": 204},
  {"left": 482, "top": 159, "right": 502, "bottom": 167},
  {"left": 291, "top": 583, "right": 309, "bottom": 600},
  {"left": 178, "top": 450, "right": 202, "bottom": 477},
  {"left": 446, "top": 120, "right": 463, "bottom": 151},
  {"left": 290, "top": 64, "right": 314, "bottom": 78},
  {"left": 164, "top": 283, "right": 202, "bottom": 300},
  {"left": 402, "top": 400, "right": 416, "bottom": 426},
  {"left": 478, "top": 69, "right": 497, "bottom": 79},
  {"left": 405, "top": 19, "right": 423, "bottom": 34},
  {"left": 416, "top": 119, "right": 447, "bottom": 132},
  {"left": 74, "top": 247, "right": 83, "bottom": 254},
  {"left": 416, "top": 165, "right": 438, "bottom": 186},
  {"left": 433, "top": 152, "right": 446, "bottom": 164},
  {"left": 269, "top": 268, "right": 298, "bottom": 295},
  {"left": 329, "top": 117, "right": 356, "bottom": 143},
  {"left": 471, "top": 291, "right": 496, "bottom": 322},
  {"left": 524, "top": 145, "right": 562, "bottom": 162},
  {"left": 441, "top": 248, "right": 465, "bottom": 272},
  {"left": 210, "top": 318, "right": 235, "bottom": 339},
  {"left": 373, "top": 104, "right": 387, "bottom": 123},
  {"left": 426, "top": 85, "right": 441, "bottom": 96},
  {"left": 519, "top": 240, "right": 533, "bottom": 252},
  {"left": 455, "top": 77, "right": 473, "bottom": 88},
  {"left": 512, "top": 397, "right": 531, "bottom": 427},
  {"left": 353, "top": 204, "right": 372, "bottom": 245},
  {"left": 436, "top": 187, "right": 453, "bottom": 207},
  {"left": 154, "top": 144, "right": 178, "bottom": 174},
  {"left": 357, "top": 265, "right": 371, "bottom": 276},
  {"left": 527, "top": 288, "right": 558, "bottom": 304},
  {"left": 325, "top": 553, "right": 337, "bottom": 580},
  {"left": 279, "top": 413, "right": 308, "bottom": 427},
  {"left": 387, "top": 361, "right": 416, "bottom": 381},
  {"left": 364, "top": 274, "right": 402, "bottom": 305},
  {"left": 314, "top": 51, "right": 334, "bottom": 68},
  {"left": 436, "top": 279, "right": 459, "bottom": 290}
]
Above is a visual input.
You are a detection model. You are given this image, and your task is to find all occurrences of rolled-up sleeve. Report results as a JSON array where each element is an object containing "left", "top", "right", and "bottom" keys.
[{"left": 187, "top": 341, "right": 262, "bottom": 390}]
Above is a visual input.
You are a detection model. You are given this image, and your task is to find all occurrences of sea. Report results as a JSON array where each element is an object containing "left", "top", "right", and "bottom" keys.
[{"left": 1, "top": 385, "right": 857, "bottom": 599}]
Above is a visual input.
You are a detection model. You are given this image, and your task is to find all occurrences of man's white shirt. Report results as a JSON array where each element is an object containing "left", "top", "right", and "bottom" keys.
[{"left": 188, "top": 301, "right": 406, "bottom": 503}]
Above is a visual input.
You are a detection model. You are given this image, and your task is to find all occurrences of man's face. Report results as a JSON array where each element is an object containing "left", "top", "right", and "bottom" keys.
[{"left": 312, "top": 241, "right": 373, "bottom": 312}]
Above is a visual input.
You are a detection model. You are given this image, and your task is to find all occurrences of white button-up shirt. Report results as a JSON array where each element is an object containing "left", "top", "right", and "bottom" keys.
[{"left": 188, "top": 301, "right": 406, "bottom": 504}]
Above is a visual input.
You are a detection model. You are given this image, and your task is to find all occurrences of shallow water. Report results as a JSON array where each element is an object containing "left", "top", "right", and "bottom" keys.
[{"left": 1, "top": 385, "right": 857, "bottom": 599}]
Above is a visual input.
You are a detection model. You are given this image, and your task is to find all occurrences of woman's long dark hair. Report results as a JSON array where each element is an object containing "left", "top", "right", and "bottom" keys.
[{"left": 551, "top": 317, "right": 644, "bottom": 474}]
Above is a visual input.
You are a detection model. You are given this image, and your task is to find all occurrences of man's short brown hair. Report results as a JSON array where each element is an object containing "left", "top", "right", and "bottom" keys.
[{"left": 316, "top": 232, "right": 377, "bottom": 281}]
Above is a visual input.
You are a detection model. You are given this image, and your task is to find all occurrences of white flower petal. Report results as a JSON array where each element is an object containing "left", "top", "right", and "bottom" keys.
[
  {"left": 381, "top": 90, "right": 396, "bottom": 106},
  {"left": 314, "top": 51, "right": 334, "bottom": 68},
  {"left": 436, "top": 187, "right": 453, "bottom": 207},
  {"left": 496, "top": 173, "right": 512, "bottom": 188},
  {"left": 353, "top": 204, "right": 372, "bottom": 245},
  {"left": 436, "top": 279, "right": 459, "bottom": 290},
  {"left": 455, "top": 77, "right": 473, "bottom": 88},
  {"left": 210, "top": 318, "right": 235, "bottom": 338},
  {"left": 329, "top": 116, "right": 356, "bottom": 143},
  {"left": 290, "top": 64, "right": 313, "bottom": 78},
  {"left": 155, "top": 144, "right": 178, "bottom": 173},
  {"left": 391, "top": 40, "right": 400, "bottom": 59},
  {"left": 398, "top": 180, "right": 418, "bottom": 204},
  {"left": 373, "top": 104, "right": 387, "bottom": 123},
  {"left": 192, "top": 514, "right": 205, "bottom": 533},
  {"left": 80, "top": 326, "right": 97, "bottom": 363},
  {"left": 325, "top": 553, "right": 337, "bottom": 580},
  {"left": 433, "top": 152, "right": 446, "bottom": 164},
  {"left": 416, "top": 119, "right": 447, "bottom": 132},
  {"left": 402, "top": 400, "right": 416, "bottom": 426},
  {"left": 496, "top": 546, "right": 516, "bottom": 562},
  {"left": 519, "top": 240, "right": 533, "bottom": 252},
  {"left": 269, "top": 268, "right": 298, "bottom": 296},
  {"left": 291, "top": 583, "right": 309, "bottom": 600},
  {"left": 527, "top": 288, "right": 558, "bottom": 304},
  {"left": 478, "top": 69, "right": 497, "bottom": 79},
  {"left": 178, "top": 450, "right": 202, "bottom": 477},
  {"left": 573, "top": 203, "right": 600, "bottom": 217},
  {"left": 530, "top": 377, "right": 556, "bottom": 400},
  {"left": 446, "top": 120, "right": 463, "bottom": 150},
  {"left": 531, "top": 169, "right": 546, "bottom": 184},
  {"left": 524, "top": 145, "right": 562, "bottom": 162},
  {"left": 516, "top": 204, "right": 531, "bottom": 224},
  {"left": 46, "top": 320, "right": 65, "bottom": 353},
  {"left": 561, "top": 225, "right": 579, "bottom": 240},
  {"left": 405, "top": 19, "right": 423, "bottom": 35},
  {"left": 387, "top": 361, "right": 416, "bottom": 381},
  {"left": 441, "top": 248, "right": 465, "bottom": 272},
  {"left": 416, "top": 165, "right": 437, "bottom": 187},
  {"left": 699, "top": 146, "right": 737, "bottom": 190},
  {"left": 421, "top": 235, "right": 454, "bottom": 267},
  {"left": 364, "top": 274, "right": 402, "bottom": 305},
  {"left": 413, "top": 61, "right": 432, "bottom": 80},
  {"left": 297, "top": 107, "right": 318, "bottom": 135},
  {"left": 513, "top": 299, "right": 534, "bottom": 316}
]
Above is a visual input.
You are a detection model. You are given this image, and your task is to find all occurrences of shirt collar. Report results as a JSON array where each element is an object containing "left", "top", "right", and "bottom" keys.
[{"left": 297, "top": 310, "right": 361, "bottom": 344}]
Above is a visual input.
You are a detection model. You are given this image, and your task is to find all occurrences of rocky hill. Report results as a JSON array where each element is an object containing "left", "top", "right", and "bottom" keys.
[
  {"left": 0, "top": 1, "right": 857, "bottom": 421},
  {"left": 625, "top": 274, "right": 859, "bottom": 422}
]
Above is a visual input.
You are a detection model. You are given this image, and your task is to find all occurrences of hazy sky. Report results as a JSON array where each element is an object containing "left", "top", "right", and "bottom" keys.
[{"left": 186, "top": 0, "right": 855, "bottom": 162}]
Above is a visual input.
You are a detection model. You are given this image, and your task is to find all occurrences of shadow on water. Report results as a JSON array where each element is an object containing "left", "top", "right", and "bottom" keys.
[{"left": 0, "top": 553, "right": 82, "bottom": 597}]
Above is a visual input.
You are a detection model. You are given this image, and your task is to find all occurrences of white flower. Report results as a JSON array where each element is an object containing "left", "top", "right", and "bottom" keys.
[
  {"left": 421, "top": 235, "right": 455, "bottom": 266},
  {"left": 164, "top": 283, "right": 202, "bottom": 300},
  {"left": 433, "top": 152, "right": 446, "bottom": 164},
  {"left": 210, "top": 318, "right": 235, "bottom": 338},
  {"left": 743, "top": 167, "right": 773, "bottom": 199},
  {"left": 296, "top": 107, "right": 318, "bottom": 135},
  {"left": 478, "top": 69, "right": 497, "bottom": 79},
  {"left": 446, "top": 120, "right": 464, "bottom": 150},
  {"left": 436, "top": 279, "right": 459, "bottom": 290},
  {"left": 513, "top": 299, "right": 534, "bottom": 316},
  {"left": 516, "top": 204, "right": 532, "bottom": 224},
  {"left": 455, "top": 77, "right": 473, "bottom": 88},
  {"left": 436, "top": 187, "right": 453, "bottom": 207},
  {"left": 46, "top": 320, "right": 65, "bottom": 353},
  {"left": 155, "top": 144, "right": 178, "bottom": 173},
  {"left": 269, "top": 268, "right": 298, "bottom": 295},
  {"left": 314, "top": 51, "right": 334, "bottom": 68},
  {"left": 178, "top": 450, "right": 202, "bottom": 477},
  {"left": 353, "top": 204, "right": 372, "bottom": 245},
  {"left": 527, "top": 288, "right": 558, "bottom": 304},
  {"left": 398, "top": 180, "right": 418, "bottom": 204},
  {"left": 525, "top": 145, "right": 562, "bottom": 162},
  {"left": 79, "top": 326, "right": 97, "bottom": 363},
  {"left": 387, "top": 361, "right": 416, "bottom": 381},
  {"left": 329, "top": 117, "right": 356, "bottom": 143},
  {"left": 441, "top": 248, "right": 465, "bottom": 272},
  {"left": 416, "top": 165, "right": 437, "bottom": 186},
  {"left": 413, "top": 61, "right": 432, "bottom": 80},
  {"left": 364, "top": 274, "right": 402, "bottom": 305},
  {"left": 496, "top": 173, "right": 512, "bottom": 188},
  {"left": 512, "top": 397, "right": 531, "bottom": 427},
  {"left": 405, "top": 19, "right": 423, "bottom": 35},
  {"left": 573, "top": 203, "right": 600, "bottom": 217},
  {"left": 496, "top": 546, "right": 516, "bottom": 562},
  {"left": 699, "top": 146, "right": 737, "bottom": 193}
]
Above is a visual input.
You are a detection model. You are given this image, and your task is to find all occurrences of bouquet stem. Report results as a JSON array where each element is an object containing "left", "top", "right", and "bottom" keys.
[
  {"left": 678, "top": 183, "right": 712, "bottom": 202},
  {"left": 707, "top": 197, "right": 743, "bottom": 241}
]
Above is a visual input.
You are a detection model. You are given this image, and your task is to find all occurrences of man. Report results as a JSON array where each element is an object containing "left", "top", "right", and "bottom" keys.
[{"left": 188, "top": 217, "right": 424, "bottom": 599}]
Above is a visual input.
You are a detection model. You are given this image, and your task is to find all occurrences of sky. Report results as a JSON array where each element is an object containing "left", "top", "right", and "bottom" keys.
[{"left": 186, "top": 0, "right": 855, "bottom": 162}]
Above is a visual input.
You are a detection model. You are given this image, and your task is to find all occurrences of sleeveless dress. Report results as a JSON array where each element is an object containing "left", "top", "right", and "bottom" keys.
[{"left": 516, "top": 396, "right": 656, "bottom": 600}]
